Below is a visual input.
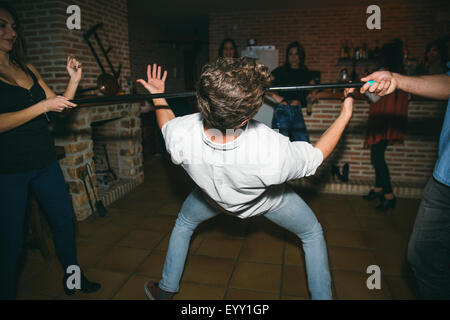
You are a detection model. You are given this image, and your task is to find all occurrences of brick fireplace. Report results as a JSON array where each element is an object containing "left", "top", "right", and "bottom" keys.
[{"left": 53, "top": 103, "right": 144, "bottom": 220}]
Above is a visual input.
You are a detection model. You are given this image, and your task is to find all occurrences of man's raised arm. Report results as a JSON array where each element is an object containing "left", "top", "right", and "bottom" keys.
[
  {"left": 314, "top": 88, "right": 354, "bottom": 160},
  {"left": 137, "top": 64, "right": 175, "bottom": 129}
]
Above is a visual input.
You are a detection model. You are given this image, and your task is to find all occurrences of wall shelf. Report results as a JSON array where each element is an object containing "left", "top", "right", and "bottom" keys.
[{"left": 337, "top": 58, "right": 380, "bottom": 67}]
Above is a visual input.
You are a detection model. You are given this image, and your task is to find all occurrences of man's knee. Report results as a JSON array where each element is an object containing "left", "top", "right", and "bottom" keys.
[
  {"left": 175, "top": 212, "right": 194, "bottom": 229},
  {"left": 298, "top": 221, "right": 324, "bottom": 242},
  {"left": 175, "top": 207, "right": 209, "bottom": 232},
  {"left": 311, "top": 221, "right": 324, "bottom": 235}
]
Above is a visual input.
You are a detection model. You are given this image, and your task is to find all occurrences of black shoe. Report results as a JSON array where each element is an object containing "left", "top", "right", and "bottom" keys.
[
  {"left": 376, "top": 197, "right": 397, "bottom": 212},
  {"left": 340, "top": 163, "right": 349, "bottom": 182},
  {"left": 331, "top": 164, "right": 340, "bottom": 179},
  {"left": 363, "top": 189, "right": 384, "bottom": 201},
  {"left": 63, "top": 273, "right": 101, "bottom": 296}
]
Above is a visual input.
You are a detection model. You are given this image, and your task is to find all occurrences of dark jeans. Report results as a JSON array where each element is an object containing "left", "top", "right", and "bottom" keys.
[
  {"left": 272, "top": 104, "right": 310, "bottom": 142},
  {"left": 407, "top": 177, "right": 450, "bottom": 299},
  {"left": 0, "top": 161, "right": 78, "bottom": 299},
  {"left": 370, "top": 140, "right": 393, "bottom": 194}
]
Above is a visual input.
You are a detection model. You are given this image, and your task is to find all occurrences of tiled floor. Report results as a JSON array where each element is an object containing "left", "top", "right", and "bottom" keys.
[{"left": 16, "top": 154, "right": 420, "bottom": 300}]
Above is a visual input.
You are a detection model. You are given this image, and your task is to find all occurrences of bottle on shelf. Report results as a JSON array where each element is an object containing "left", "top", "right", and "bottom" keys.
[
  {"left": 362, "top": 42, "right": 368, "bottom": 60},
  {"left": 343, "top": 40, "right": 349, "bottom": 59},
  {"left": 350, "top": 67, "right": 358, "bottom": 82},
  {"left": 349, "top": 40, "right": 354, "bottom": 59},
  {"left": 403, "top": 46, "right": 408, "bottom": 67},
  {"left": 355, "top": 42, "right": 361, "bottom": 60},
  {"left": 355, "top": 47, "right": 362, "bottom": 60},
  {"left": 368, "top": 45, "right": 374, "bottom": 59},
  {"left": 340, "top": 40, "right": 346, "bottom": 59},
  {"left": 402, "top": 41, "right": 415, "bottom": 75}
]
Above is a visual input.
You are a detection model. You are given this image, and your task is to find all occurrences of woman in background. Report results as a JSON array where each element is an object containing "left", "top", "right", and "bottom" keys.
[
  {"left": 0, "top": 2, "right": 100, "bottom": 299},
  {"left": 218, "top": 38, "right": 239, "bottom": 59},
  {"left": 363, "top": 39, "right": 409, "bottom": 211},
  {"left": 270, "top": 41, "right": 314, "bottom": 142}
]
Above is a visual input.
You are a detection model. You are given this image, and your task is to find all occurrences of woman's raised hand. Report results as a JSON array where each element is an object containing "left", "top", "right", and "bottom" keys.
[{"left": 66, "top": 55, "right": 82, "bottom": 83}]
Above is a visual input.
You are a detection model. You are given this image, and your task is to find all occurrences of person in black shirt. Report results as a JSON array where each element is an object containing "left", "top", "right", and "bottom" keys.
[
  {"left": 0, "top": 2, "right": 100, "bottom": 299},
  {"left": 270, "top": 41, "right": 315, "bottom": 142}
]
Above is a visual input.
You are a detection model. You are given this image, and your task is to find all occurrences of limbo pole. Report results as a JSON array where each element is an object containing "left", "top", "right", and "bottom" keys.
[{"left": 72, "top": 81, "right": 374, "bottom": 105}]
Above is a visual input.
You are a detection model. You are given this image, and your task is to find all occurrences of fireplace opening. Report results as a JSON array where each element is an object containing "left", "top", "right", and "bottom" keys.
[
  {"left": 90, "top": 117, "right": 133, "bottom": 203},
  {"left": 55, "top": 102, "right": 144, "bottom": 220},
  {"left": 91, "top": 117, "right": 120, "bottom": 183}
]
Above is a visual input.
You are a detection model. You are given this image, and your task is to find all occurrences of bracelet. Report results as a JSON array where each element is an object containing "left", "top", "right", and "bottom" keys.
[{"left": 341, "top": 93, "right": 355, "bottom": 102}]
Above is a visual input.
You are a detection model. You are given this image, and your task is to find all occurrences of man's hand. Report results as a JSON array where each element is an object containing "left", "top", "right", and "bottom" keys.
[
  {"left": 341, "top": 87, "right": 355, "bottom": 119},
  {"left": 307, "top": 90, "right": 319, "bottom": 103},
  {"left": 137, "top": 64, "right": 167, "bottom": 94},
  {"left": 360, "top": 71, "right": 398, "bottom": 96},
  {"left": 137, "top": 64, "right": 174, "bottom": 129}
]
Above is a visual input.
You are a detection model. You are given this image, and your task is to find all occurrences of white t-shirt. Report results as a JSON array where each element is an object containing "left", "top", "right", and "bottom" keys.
[{"left": 161, "top": 113, "right": 323, "bottom": 218}]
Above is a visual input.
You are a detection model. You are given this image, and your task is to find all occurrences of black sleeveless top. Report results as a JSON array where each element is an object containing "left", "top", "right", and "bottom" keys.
[{"left": 0, "top": 68, "right": 56, "bottom": 174}]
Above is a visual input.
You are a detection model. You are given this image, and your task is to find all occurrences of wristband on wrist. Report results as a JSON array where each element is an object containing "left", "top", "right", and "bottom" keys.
[{"left": 341, "top": 93, "right": 355, "bottom": 102}]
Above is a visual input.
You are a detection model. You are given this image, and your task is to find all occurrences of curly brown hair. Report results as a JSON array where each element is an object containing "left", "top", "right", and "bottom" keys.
[{"left": 196, "top": 57, "right": 271, "bottom": 132}]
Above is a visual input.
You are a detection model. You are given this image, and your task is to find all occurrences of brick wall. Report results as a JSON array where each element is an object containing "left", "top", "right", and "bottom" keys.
[
  {"left": 8, "top": 0, "right": 131, "bottom": 94},
  {"left": 209, "top": 1, "right": 449, "bottom": 82}
]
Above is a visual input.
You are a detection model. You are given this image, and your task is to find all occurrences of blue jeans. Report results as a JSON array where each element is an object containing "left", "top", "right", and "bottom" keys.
[
  {"left": 0, "top": 161, "right": 78, "bottom": 299},
  {"left": 272, "top": 104, "right": 310, "bottom": 142},
  {"left": 407, "top": 177, "right": 450, "bottom": 299},
  {"left": 159, "top": 187, "right": 332, "bottom": 300}
]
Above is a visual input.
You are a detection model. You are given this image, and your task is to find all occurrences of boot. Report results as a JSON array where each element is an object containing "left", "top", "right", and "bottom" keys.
[
  {"left": 331, "top": 164, "right": 340, "bottom": 179},
  {"left": 376, "top": 196, "right": 397, "bottom": 212},
  {"left": 63, "top": 272, "right": 101, "bottom": 296},
  {"left": 340, "top": 163, "right": 349, "bottom": 182},
  {"left": 363, "top": 189, "right": 384, "bottom": 201}
]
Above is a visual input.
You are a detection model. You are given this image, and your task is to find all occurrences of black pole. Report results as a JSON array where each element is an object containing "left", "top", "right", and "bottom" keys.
[
  {"left": 269, "top": 82, "right": 366, "bottom": 91},
  {"left": 72, "top": 82, "right": 367, "bottom": 105},
  {"left": 72, "top": 92, "right": 197, "bottom": 105}
]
